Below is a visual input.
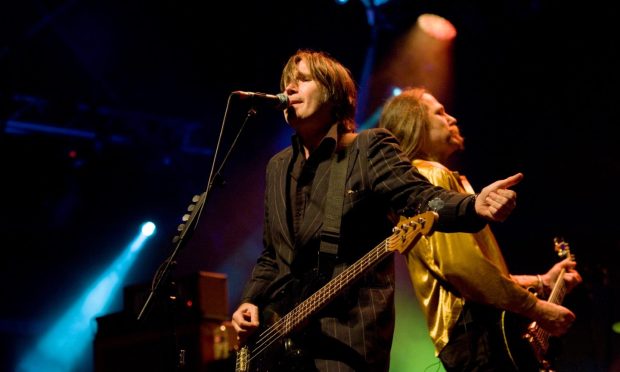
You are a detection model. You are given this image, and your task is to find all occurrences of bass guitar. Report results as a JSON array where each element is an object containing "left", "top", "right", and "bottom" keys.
[
  {"left": 235, "top": 211, "right": 437, "bottom": 372},
  {"left": 501, "top": 237, "right": 575, "bottom": 371}
]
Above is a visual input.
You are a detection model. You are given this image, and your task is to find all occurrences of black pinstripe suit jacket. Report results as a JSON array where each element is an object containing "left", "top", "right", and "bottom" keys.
[{"left": 240, "top": 128, "right": 484, "bottom": 371}]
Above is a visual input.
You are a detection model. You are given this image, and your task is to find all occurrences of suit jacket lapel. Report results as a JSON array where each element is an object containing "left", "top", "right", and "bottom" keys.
[{"left": 270, "top": 150, "right": 294, "bottom": 249}]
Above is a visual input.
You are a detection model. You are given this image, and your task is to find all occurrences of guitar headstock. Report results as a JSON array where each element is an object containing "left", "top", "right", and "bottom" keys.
[
  {"left": 553, "top": 237, "right": 574, "bottom": 261},
  {"left": 389, "top": 211, "right": 437, "bottom": 254}
]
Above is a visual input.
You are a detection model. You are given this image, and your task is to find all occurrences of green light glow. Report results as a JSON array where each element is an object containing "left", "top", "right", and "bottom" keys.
[{"left": 390, "top": 258, "right": 445, "bottom": 371}]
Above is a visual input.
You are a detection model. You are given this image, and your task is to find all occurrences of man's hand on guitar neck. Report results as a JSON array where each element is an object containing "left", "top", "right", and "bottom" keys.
[
  {"left": 511, "top": 254, "right": 582, "bottom": 338},
  {"left": 542, "top": 258, "right": 583, "bottom": 295},
  {"left": 232, "top": 302, "right": 260, "bottom": 346},
  {"left": 525, "top": 300, "right": 576, "bottom": 336}
]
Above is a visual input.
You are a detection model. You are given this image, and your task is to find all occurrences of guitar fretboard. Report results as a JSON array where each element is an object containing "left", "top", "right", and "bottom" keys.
[
  {"left": 282, "top": 238, "right": 392, "bottom": 332},
  {"left": 548, "top": 271, "right": 567, "bottom": 305}
]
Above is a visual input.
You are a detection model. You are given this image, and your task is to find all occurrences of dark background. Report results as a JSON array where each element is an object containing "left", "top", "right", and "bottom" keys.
[{"left": 1, "top": 0, "right": 618, "bottom": 371}]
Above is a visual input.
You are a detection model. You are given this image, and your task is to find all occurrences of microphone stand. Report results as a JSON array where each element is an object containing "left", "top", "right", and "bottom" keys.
[{"left": 135, "top": 93, "right": 259, "bottom": 370}]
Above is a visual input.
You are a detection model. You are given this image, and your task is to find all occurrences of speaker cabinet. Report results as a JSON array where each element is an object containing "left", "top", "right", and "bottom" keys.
[{"left": 94, "top": 271, "right": 236, "bottom": 371}]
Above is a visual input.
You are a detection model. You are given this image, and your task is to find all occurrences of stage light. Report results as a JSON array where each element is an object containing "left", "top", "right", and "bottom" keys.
[
  {"left": 16, "top": 222, "right": 156, "bottom": 372},
  {"left": 359, "top": 0, "right": 391, "bottom": 6},
  {"left": 369, "top": 12, "right": 457, "bottom": 121},
  {"left": 141, "top": 221, "right": 156, "bottom": 237},
  {"left": 392, "top": 87, "right": 403, "bottom": 96},
  {"left": 417, "top": 13, "right": 457, "bottom": 41}
]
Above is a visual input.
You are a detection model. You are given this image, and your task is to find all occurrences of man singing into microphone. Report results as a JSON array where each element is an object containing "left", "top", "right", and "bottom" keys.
[{"left": 231, "top": 49, "right": 523, "bottom": 371}]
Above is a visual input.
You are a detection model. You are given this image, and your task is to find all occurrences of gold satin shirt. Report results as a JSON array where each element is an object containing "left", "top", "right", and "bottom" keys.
[{"left": 405, "top": 159, "right": 538, "bottom": 355}]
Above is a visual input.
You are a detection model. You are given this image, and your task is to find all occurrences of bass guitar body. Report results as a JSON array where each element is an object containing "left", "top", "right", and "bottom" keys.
[{"left": 236, "top": 276, "right": 320, "bottom": 372}]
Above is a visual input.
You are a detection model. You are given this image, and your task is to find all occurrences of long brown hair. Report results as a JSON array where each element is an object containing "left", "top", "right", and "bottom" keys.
[
  {"left": 378, "top": 87, "right": 432, "bottom": 160},
  {"left": 280, "top": 49, "right": 357, "bottom": 133}
]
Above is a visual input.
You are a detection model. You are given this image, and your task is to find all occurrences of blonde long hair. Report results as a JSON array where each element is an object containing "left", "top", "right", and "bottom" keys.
[{"left": 378, "top": 87, "right": 434, "bottom": 160}]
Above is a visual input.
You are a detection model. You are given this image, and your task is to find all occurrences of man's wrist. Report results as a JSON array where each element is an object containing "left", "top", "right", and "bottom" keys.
[{"left": 467, "top": 193, "right": 478, "bottom": 215}]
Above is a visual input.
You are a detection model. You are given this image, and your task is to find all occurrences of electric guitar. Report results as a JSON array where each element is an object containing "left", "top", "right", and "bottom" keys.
[
  {"left": 234, "top": 211, "right": 437, "bottom": 372},
  {"left": 501, "top": 237, "right": 575, "bottom": 371}
]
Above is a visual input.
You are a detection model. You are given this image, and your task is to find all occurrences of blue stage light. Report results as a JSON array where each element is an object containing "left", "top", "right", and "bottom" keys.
[
  {"left": 141, "top": 221, "right": 156, "bottom": 237},
  {"left": 16, "top": 222, "right": 156, "bottom": 372}
]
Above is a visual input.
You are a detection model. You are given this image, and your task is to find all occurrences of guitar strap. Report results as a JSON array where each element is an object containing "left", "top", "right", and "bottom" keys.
[{"left": 318, "top": 137, "right": 351, "bottom": 277}]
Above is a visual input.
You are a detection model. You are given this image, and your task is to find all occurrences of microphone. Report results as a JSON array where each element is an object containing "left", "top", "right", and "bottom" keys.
[{"left": 232, "top": 91, "right": 289, "bottom": 110}]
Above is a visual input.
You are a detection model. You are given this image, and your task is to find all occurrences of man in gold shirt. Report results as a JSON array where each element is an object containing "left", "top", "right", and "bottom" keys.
[{"left": 379, "top": 87, "right": 583, "bottom": 371}]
